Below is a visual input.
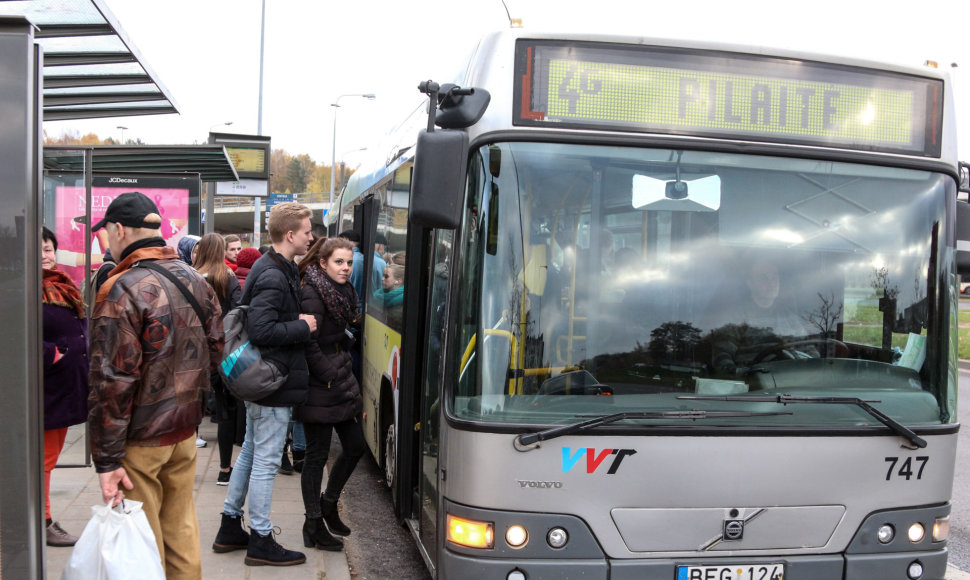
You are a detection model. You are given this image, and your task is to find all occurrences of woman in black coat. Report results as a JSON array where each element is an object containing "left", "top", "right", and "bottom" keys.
[
  {"left": 296, "top": 237, "right": 365, "bottom": 551},
  {"left": 41, "top": 227, "right": 89, "bottom": 547}
]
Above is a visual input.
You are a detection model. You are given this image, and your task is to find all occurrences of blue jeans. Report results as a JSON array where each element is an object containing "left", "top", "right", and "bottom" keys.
[
  {"left": 223, "top": 402, "right": 291, "bottom": 534},
  {"left": 291, "top": 421, "right": 306, "bottom": 453}
]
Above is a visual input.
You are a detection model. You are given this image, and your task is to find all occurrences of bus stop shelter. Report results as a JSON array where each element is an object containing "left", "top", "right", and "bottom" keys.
[{"left": 0, "top": 1, "right": 231, "bottom": 576}]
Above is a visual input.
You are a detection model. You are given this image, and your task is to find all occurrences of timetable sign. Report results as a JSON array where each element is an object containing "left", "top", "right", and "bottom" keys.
[{"left": 226, "top": 146, "right": 267, "bottom": 175}]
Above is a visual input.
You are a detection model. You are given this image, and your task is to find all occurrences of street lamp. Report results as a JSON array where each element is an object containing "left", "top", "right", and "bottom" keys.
[
  {"left": 330, "top": 93, "right": 375, "bottom": 208},
  {"left": 116, "top": 126, "right": 127, "bottom": 144},
  {"left": 209, "top": 121, "right": 233, "bottom": 132}
]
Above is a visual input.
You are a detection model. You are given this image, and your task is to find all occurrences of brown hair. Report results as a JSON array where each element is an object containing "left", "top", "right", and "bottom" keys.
[
  {"left": 299, "top": 236, "right": 353, "bottom": 280},
  {"left": 268, "top": 202, "right": 312, "bottom": 243},
  {"left": 193, "top": 233, "right": 231, "bottom": 300}
]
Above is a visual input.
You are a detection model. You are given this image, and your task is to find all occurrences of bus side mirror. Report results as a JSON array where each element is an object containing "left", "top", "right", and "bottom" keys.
[
  {"left": 410, "top": 129, "right": 468, "bottom": 230},
  {"left": 960, "top": 162, "right": 970, "bottom": 193},
  {"left": 957, "top": 201, "right": 970, "bottom": 275}
]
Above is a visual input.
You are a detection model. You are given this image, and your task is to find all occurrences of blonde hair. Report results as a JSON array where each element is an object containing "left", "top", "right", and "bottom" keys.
[
  {"left": 267, "top": 202, "right": 312, "bottom": 243},
  {"left": 385, "top": 264, "right": 405, "bottom": 284}
]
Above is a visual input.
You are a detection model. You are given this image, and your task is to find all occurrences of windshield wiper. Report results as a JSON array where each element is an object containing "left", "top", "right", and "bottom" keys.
[
  {"left": 679, "top": 394, "right": 927, "bottom": 449},
  {"left": 513, "top": 409, "right": 793, "bottom": 450}
]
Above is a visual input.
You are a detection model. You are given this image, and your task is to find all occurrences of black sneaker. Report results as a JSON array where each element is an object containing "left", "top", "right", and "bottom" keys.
[
  {"left": 216, "top": 468, "right": 232, "bottom": 486},
  {"left": 245, "top": 528, "right": 306, "bottom": 566}
]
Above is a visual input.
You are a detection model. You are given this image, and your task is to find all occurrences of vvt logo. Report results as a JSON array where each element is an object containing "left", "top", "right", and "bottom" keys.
[{"left": 562, "top": 447, "right": 636, "bottom": 474}]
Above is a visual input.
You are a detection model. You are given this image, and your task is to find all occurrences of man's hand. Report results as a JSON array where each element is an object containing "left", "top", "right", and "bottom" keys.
[
  {"left": 98, "top": 467, "right": 133, "bottom": 506},
  {"left": 299, "top": 313, "right": 317, "bottom": 333}
]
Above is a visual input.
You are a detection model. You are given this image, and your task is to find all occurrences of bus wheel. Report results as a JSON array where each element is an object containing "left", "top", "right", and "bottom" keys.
[{"left": 383, "top": 423, "right": 396, "bottom": 489}]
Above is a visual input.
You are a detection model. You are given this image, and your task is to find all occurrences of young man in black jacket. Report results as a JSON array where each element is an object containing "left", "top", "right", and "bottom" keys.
[{"left": 213, "top": 202, "right": 316, "bottom": 566}]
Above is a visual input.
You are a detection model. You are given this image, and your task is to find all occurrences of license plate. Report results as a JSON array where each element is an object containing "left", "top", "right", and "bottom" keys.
[{"left": 676, "top": 563, "right": 784, "bottom": 580}]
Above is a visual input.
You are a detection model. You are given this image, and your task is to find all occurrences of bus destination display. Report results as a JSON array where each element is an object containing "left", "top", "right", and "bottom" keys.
[{"left": 515, "top": 41, "right": 943, "bottom": 157}]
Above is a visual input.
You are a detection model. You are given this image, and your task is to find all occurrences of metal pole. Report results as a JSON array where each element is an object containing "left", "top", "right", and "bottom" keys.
[
  {"left": 255, "top": 0, "right": 266, "bottom": 244},
  {"left": 253, "top": 197, "right": 261, "bottom": 248},
  {"left": 257, "top": 0, "right": 265, "bottom": 136},
  {"left": 330, "top": 101, "right": 338, "bottom": 209},
  {"left": 329, "top": 93, "right": 375, "bottom": 211},
  {"left": 205, "top": 181, "right": 215, "bottom": 234}
]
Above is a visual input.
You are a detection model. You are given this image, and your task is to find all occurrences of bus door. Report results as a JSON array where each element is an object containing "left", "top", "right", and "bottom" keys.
[
  {"left": 356, "top": 196, "right": 379, "bottom": 300},
  {"left": 415, "top": 228, "right": 452, "bottom": 569}
]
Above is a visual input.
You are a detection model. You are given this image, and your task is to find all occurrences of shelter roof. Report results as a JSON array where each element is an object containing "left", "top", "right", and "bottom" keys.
[
  {"left": 44, "top": 145, "right": 240, "bottom": 182},
  {"left": 0, "top": 0, "right": 178, "bottom": 121}
]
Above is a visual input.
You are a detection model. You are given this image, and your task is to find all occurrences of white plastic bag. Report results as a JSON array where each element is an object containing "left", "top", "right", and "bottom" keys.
[{"left": 61, "top": 499, "right": 165, "bottom": 580}]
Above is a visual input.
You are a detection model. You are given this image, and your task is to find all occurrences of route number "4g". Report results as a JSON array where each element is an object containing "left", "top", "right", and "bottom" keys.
[{"left": 885, "top": 456, "right": 928, "bottom": 481}]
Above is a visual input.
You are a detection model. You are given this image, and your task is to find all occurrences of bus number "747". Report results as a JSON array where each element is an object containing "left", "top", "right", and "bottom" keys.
[{"left": 885, "top": 456, "right": 929, "bottom": 481}]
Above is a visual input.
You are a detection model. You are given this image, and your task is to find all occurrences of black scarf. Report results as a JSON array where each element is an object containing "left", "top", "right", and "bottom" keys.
[
  {"left": 303, "top": 263, "right": 359, "bottom": 328},
  {"left": 119, "top": 237, "right": 167, "bottom": 262}
]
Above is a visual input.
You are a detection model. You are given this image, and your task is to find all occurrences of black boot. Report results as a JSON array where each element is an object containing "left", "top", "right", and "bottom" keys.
[
  {"left": 302, "top": 516, "right": 343, "bottom": 551},
  {"left": 279, "top": 441, "right": 293, "bottom": 475},
  {"left": 292, "top": 448, "right": 305, "bottom": 473},
  {"left": 320, "top": 494, "right": 351, "bottom": 536},
  {"left": 212, "top": 513, "right": 249, "bottom": 553},
  {"left": 245, "top": 528, "right": 306, "bottom": 566}
]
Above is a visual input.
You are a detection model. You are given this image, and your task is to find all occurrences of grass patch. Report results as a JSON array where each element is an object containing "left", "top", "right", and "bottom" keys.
[
  {"left": 850, "top": 304, "right": 883, "bottom": 325},
  {"left": 960, "top": 310, "right": 970, "bottom": 326},
  {"left": 961, "top": 328, "right": 970, "bottom": 360}
]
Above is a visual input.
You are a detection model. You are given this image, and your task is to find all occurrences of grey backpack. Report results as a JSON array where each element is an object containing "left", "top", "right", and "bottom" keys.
[{"left": 218, "top": 304, "right": 287, "bottom": 401}]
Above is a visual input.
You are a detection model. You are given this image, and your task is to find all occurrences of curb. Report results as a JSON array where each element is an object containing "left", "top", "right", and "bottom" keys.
[{"left": 950, "top": 565, "right": 970, "bottom": 580}]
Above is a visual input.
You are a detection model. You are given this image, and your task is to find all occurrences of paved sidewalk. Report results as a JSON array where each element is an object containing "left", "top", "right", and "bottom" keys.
[{"left": 45, "top": 421, "right": 351, "bottom": 580}]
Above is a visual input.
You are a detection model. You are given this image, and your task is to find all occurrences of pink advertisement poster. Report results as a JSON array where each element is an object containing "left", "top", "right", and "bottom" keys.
[{"left": 53, "top": 184, "right": 192, "bottom": 288}]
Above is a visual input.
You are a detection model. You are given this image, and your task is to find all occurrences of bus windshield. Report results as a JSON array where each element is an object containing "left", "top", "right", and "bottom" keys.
[{"left": 450, "top": 142, "right": 957, "bottom": 430}]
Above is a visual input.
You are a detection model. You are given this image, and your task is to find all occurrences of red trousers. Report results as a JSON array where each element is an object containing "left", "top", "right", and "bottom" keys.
[{"left": 43, "top": 427, "right": 68, "bottom": 520}]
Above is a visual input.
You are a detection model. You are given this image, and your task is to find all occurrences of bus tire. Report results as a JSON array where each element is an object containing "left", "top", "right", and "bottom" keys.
[{"left": 383, "top": 422, "right": 396, "bottom": 489}]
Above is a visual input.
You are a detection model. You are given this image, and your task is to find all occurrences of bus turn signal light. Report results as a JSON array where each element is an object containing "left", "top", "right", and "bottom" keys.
[
  {"left": 447, "top": 514, "right": 494, "bottom": 549},
  {"left": 933, "top": 516, "right": 950, "bottom": 542}
]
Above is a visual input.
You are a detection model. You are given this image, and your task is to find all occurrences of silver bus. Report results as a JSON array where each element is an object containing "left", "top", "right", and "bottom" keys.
[{"left": 330, "top": 29, "right": 965, "bottom": 580}]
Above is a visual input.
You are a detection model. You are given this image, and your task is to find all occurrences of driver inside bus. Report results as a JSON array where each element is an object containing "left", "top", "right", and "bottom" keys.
[{"left": 711, "top": 254, "right": 818, "bottom": 374}]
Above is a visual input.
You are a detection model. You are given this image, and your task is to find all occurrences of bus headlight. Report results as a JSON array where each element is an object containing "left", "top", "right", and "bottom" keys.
[
  {"left": 505, "top": 525, "right": 528, "bottom": 548},
  {"left": 446, "top": 514, "right": 494, "bottom": 549},
  {"left": 908, "top": 523, "right": 925, "bottom": 543},
  {"left": 877, "top": 524, "right": 895, "bottom": 544},
  {"left": 933, "top": 516, "right": 950, "bottom": 542},
  {"left": 547, "top": 527, "right": 569, "bottom": 548}
]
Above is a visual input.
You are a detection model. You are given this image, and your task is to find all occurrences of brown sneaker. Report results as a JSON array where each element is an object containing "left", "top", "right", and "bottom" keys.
[{"left": 46, "top": 521, "right": 78, "bottom": 547}]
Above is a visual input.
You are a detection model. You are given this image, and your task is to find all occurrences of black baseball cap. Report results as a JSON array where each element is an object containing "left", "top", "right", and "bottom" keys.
[{"left": 92, "top": 192, "right": 162, "bottom": 231}]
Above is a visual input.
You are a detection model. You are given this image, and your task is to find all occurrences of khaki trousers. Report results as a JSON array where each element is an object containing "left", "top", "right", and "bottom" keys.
[{"left": 122, "top": 436, "right": 201, "bottom": 580}]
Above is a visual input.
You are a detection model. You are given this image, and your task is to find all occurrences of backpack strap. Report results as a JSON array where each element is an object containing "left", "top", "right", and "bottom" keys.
[{"left": 135, "top": 261, "right": 210, "bottom": 333}]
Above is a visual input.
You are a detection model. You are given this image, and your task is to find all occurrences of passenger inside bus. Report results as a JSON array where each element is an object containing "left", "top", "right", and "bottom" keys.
[{"left": 373, "top": 264, "right": 405, "bottom": 332}]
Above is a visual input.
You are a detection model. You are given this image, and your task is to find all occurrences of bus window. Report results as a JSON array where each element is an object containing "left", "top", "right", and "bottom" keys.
[
  {"left": 449, "top": 142, "right": 952, "bottom": 428},
  {"left": 368, "top": 168, "right": 409, "bottom": 333}
]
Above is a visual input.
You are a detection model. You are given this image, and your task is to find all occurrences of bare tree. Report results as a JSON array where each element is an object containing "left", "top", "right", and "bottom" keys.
[{"left": 803, "top": 292, "right": 843, "bottom": 338}]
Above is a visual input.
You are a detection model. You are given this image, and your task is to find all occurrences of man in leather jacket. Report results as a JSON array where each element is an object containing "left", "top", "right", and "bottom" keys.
[{"left": 88, "top": 192, "right": 223, "bottom": 580}]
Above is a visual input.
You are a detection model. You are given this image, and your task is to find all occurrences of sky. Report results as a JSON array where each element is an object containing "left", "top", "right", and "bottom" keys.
[{"left": 47, "top": 0, "right": 970, "bottom": 168}]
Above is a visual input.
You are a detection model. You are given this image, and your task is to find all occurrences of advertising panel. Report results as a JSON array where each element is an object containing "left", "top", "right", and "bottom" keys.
[{"left": 43, "top": 172, "right": 201, "bottom": 288}]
